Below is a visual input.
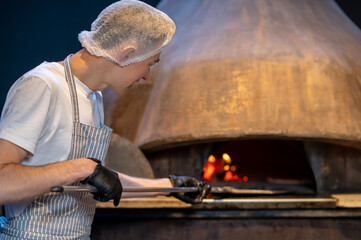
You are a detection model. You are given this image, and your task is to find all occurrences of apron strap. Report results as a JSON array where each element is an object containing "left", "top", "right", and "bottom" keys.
[{"left": 64, "top": 55, "right": 80, "bottom": 123}]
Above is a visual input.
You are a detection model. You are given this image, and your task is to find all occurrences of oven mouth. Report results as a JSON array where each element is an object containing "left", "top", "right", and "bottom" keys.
[{"left": 201, "top": 139, "right": 316, "bottom": 197}]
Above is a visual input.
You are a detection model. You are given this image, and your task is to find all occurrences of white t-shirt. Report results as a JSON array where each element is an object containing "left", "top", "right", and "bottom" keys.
[
  {"left": 0, "top": 61, "right": 105, "bottom": 166},
  {"left": 0, "top": 61, "right": 105, "bottom": 218}
]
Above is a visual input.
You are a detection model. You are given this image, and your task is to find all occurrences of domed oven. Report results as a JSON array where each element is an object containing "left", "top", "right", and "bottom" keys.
[{"left": 94, "top": 0, "right": 361, "bottom": 239}]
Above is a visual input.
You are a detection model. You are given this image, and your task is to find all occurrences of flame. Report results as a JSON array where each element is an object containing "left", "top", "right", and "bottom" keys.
[
  {"left": 223, "top": 170, "right": 242, "bottom": 182},
  {"left": 202, "top": 162, "right": 216, "bottom": 181},
  {"left": 222, "top": 153, "right": 231, "bottom": 164},
  {"left": 202, "top": 154, "right": 248, "bottom": 183},
  {"left": 223, "top": 170, "right": 233, "bottom": 181},
  {"left": 208, "top": 155, "right": 216, "bottom": 163}
]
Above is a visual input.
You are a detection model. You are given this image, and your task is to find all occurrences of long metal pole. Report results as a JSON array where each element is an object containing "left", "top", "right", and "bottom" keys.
[{"left": 51, "top": 186, "right": 199, "bottom": 193}]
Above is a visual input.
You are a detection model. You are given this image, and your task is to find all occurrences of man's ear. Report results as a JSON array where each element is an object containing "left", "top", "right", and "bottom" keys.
[{"left": 118, "top": 46, "right": 136, "bottom": 62}]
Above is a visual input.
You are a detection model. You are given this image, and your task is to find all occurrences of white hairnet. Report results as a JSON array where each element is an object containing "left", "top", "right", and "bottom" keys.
[{"left": 78, "top": 0, "right": 175, "bottom": 66}]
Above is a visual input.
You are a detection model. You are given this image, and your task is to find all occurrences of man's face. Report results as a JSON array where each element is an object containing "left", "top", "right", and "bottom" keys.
[{"left": 106, "top": 53, "right": 161, "bottom": 95}]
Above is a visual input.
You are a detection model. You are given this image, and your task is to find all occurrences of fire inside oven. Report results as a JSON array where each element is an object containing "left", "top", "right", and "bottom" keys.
[{"left": 201, "top": 140, "right": 316, "bottom": 197}]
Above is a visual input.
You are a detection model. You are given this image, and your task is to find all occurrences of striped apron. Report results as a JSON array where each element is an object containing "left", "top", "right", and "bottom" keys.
[{"left": 0, "top": 55, "right": 113, "bottom": 240}]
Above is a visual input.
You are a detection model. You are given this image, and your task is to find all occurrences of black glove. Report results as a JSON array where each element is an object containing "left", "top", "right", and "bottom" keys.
[
  {"left": 81, "top": 158, "right": 122, "bottom": 206},
  {"left": 169, "top": 175, "right": 211, "bottom": 204}
]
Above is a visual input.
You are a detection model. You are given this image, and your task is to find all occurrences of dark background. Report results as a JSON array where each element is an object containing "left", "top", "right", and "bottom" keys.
[{"left": 0, "top": 0, "right": 360, "bottom": 113}]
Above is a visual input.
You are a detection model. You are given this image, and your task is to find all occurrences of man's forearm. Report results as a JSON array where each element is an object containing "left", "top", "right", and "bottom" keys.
[
  {"left": 0, "top": 158, "right": 97, "bottom": 204},
  {"left": 117, "top": 172, "right": 172, "bottom": 198}
]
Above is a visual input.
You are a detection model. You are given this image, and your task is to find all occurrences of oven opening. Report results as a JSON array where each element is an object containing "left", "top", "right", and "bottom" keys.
[{"left": 202, "top": 139, "right": 316, "bottom": 196}]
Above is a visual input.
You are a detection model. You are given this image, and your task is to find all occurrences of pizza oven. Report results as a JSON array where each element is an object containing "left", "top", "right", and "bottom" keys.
[{"left": 92, "top": 0, "right": 361, "bottom": 239}]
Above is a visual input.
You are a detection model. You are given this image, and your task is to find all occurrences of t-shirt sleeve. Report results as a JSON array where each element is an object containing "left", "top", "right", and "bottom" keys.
[{"left": 0, "top": 76, "right": 52, "bottom": 154}]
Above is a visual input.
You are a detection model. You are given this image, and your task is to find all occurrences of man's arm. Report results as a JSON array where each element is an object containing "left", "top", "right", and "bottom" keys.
[
  {"left": 116, "top": 172, "right": 172, "bottom": 198},
  {"left": 116, "top": 171, "right": 211, "bottom": 204},
  {"left": 0, "top": 139, "right": 98, "bottom": 204}
]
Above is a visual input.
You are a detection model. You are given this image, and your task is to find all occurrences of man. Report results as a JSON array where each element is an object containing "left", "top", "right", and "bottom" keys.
[{"left": 0, "top": 1, "right": 210, "bottom": 239}]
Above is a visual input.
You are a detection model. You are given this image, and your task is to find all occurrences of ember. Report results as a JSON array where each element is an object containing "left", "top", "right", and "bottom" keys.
[{"left": 202, "top": 153, "right": 248, "bottom": 183}]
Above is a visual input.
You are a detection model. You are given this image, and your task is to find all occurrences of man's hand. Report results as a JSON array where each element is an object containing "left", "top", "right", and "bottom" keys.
[
  {"left": 81, "top": 159, "right": 122, "bottom": 206},
  {"left": 169, "top": 175, "right": 211, "bottom": 204}
]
